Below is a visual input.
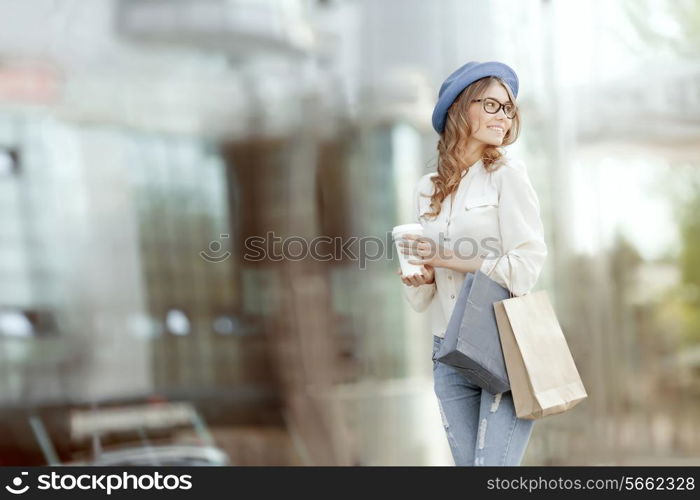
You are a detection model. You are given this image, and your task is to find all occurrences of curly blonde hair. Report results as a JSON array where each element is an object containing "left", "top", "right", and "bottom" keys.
[{"left": 421, "top": 76, "right": 521, "bottom": 220}]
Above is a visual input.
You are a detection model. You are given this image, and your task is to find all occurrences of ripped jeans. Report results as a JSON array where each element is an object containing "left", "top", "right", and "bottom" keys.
[{"left": 432, "top": 335, "right": 535, "bottom": 466}]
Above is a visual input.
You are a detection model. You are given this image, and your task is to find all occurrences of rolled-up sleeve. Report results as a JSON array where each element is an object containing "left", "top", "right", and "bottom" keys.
[
  {"left": 479, "top": 161, "right": 547, "bottom": 296},
  {"left": 402, "top": 176, "right": 437, "bottom": 312}
]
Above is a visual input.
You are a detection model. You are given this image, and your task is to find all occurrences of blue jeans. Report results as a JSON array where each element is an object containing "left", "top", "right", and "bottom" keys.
[{"left": 432, "top": 335, "right": 535, "bottom": 466}]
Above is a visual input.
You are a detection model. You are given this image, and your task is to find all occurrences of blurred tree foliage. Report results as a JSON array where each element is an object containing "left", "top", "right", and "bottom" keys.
[
  {"left": 621, "top": 0, "right": 700, "bottom": 58},
  {"left": 675, "top": 183, "right": 700, "bottom": 345},
  {"left": 659, "top": 172, "right": 700, "bottom": 347},
  {"left": 619, "top": 0, "right": 700, "bottom": 346}
]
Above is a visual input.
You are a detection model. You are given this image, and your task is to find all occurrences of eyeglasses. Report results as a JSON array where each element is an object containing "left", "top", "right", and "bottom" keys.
[{"left": 471, "top": 98, "right": 517, "bottom": 119}]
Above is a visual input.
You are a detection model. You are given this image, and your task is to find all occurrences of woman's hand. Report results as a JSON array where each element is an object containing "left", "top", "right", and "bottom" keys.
[
  {"left": 396, "top": 263, "right": 435, "bottom": 287},
  {"left": 398, "top": 233, "right": 448, "bottom": 269},
  {"left": 398, "top": 233, "right": 485, "bottom": 274}
]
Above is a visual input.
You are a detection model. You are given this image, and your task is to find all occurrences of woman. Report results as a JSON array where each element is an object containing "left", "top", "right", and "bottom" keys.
[{"left": 396, "top": 61, "right": 547, "bottom": 466}]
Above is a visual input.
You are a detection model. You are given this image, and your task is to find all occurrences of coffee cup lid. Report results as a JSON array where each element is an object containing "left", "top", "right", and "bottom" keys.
[{"left": 392, "top": 223, "right": 423, "bottom": 235}]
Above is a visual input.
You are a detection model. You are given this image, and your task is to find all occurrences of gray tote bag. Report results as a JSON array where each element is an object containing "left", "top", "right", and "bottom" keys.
[{"left": 434, "top": 259, "right": 513, "bottom": 394}]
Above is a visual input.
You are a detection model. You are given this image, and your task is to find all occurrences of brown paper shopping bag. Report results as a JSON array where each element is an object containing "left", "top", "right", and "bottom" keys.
[{"left": 494, "top": 290, "right": 588, "bottom": 419}]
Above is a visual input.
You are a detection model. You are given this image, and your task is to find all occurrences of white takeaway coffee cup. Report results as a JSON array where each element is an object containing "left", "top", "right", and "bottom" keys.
[{"left": 392, "top": 223, "right": 426, "bottom": 277}]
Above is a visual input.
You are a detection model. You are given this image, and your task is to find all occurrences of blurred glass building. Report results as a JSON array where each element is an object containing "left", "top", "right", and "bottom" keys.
[{"left": 0, "top": 0, "right": 699, "bottom": 465}]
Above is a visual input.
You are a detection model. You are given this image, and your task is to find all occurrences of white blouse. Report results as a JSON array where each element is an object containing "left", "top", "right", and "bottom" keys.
[{"left": 402, "top": 154, "right": 547, "bottom": 339}]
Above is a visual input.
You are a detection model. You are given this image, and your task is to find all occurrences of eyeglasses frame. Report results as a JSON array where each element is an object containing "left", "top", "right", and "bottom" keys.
[{"left": 471, "top": 98, "right": 517, "bottom": 119}]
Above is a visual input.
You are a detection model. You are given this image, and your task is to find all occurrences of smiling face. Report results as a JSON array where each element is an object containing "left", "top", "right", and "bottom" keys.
[{"left": 466, "top": 81, "right": 515, "bottom": 149}]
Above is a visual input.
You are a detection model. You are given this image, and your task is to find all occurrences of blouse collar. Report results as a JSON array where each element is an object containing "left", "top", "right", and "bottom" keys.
[{"left": 460, "top": 158, "right": 484, "bottom": 178}]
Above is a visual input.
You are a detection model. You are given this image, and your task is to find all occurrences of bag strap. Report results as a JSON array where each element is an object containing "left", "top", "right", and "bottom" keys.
[{"left": 483, "top": 253, "right": 515, "bottom": 298}]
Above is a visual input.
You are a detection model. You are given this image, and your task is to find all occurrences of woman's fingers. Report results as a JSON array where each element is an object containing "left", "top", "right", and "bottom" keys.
[
  {"left": 403, "top": 233, "right": 426, "bottom": 243},
  {"left": 398, "top": 269, "right": 413, "bottom": 286},
  {"left": 402, "top": 247, "right": 423, "bottom": 259},
  {"left": 399, "top": 235, "right": 426, "bottom": 253},
  {"left": 398, "top": 270, "right": 413, "bottom": 286},
  {"left": 401, "top": 238, "right": 434, "bottom": 262},
  {"left": 409, "top": 274, "right": 425, "bottom": 286},
  {"left": 398, "top": 265, "right": 431, "bottom": 287},
  {"left": 398, "top": 241, "right": 416, "bottom": 255}
]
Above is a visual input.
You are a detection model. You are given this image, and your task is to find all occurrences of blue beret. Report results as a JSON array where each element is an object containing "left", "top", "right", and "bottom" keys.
[{"left": 432, "top": 61, "right": 519, "bottom": 134}]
